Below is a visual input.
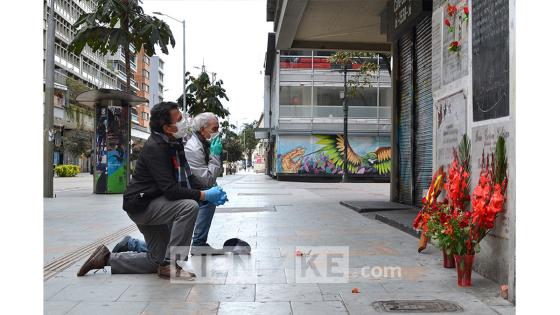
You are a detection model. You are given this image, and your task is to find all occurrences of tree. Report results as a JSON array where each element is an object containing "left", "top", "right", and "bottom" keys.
[
  {"left": 69, "top": 0, "right": 175, "bottom": 93},
  {"left": 328, "top": 51, "right": 380, "bottom": 97},
  {"left": 220, "top": 120, "right": 242, "bottom": 162},
  {"left": 177, "top": 69, "right": 230, "bottom": 118},
  {"left": 62, "top": 129, "right": 93, "bottom": 159},
  {"left": 328, "top": 51, "right": 379, "bottom": 182},
  {"left": 239, "top": 121, "right": 259, "bottom": 164}
]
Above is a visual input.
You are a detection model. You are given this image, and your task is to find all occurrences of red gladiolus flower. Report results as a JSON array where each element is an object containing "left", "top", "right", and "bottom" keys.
[
  {"left": 448, "top": 4, "right": 458, "bottom": 16},
  {"left": 444, "top": 18, "right": 451, "bottom": 27},
  {"left": 464, "top": 6, "right": 469, "bottom": 15}
]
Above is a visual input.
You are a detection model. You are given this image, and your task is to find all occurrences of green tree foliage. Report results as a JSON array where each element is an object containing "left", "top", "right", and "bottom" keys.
[
  {"left": 177, "top": 70, "right": 230, "bottom": 118},
  {"left": 239, "top": 121, "right": 259, "bottom": 162},
  {"left": 220, "top": 120, "right": 242, "bottom": 162},
  {"left": 328, "top": 51, "right": 380, "bottom": 98},
  {"left": 62, "top": 129, "right": 93, "bottom": 158},
  {"left": 69, "top": 0, "right": 175, "bottom": 92}
]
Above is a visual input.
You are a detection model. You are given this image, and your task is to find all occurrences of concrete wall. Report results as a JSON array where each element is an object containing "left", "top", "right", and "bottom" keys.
[{"left": 431, "top": 0, "right": 515, "bottom": 302}]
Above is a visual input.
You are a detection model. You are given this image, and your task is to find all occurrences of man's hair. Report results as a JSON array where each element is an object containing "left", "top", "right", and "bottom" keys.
[
  {"left": 192, "top": 112, "right": 219, "bottom": 132},
  {"left": 150, "top": 102, "right": 179, "bottom": 133}
]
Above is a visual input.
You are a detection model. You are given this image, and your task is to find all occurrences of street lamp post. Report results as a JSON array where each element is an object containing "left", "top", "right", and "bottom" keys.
[
  {"left": 153, "top": 12, "right": 186, "bottom": 112},
  {"left": 341, "top": 64, "right": 349, "bottom": 183}
]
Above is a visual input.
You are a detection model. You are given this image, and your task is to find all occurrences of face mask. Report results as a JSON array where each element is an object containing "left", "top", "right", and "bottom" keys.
[
  {"left": 172, "top": 118, "right": 189, "bottom": 139},
  {"left": 209, "top": 132, "right": 220, "bottom": 141}
]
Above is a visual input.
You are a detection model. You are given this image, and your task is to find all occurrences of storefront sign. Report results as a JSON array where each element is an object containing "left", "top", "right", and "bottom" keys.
[{"left": 389, "top": 0, "right": 432, "bottom": 40}]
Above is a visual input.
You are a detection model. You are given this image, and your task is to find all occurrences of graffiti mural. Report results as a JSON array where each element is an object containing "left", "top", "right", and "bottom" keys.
[
  {"left": 276, "top": 135, "right": 391, "bottom": 176},
  {"left": 95, "top": 106, "right": 129, "bottom": 193}
]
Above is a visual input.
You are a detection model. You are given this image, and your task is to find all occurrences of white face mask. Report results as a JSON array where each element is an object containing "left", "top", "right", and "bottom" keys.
[
  {"left": 209, "top": 132, "right": 220, "bottom": 141},
  {"left": 172, "top": 118, "right": 190, "bottom": 139}
]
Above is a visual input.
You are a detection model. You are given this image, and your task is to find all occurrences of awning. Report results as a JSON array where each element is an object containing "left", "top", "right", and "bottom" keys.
[
  {"left": 255, "top": 128, "right": 270, "bottom": 140},
  {"left": 76, "top": 89, "right": 147, "bottom": 108},
  {"left": 131, "top": 128, "right": 150, "bottom": 140}
]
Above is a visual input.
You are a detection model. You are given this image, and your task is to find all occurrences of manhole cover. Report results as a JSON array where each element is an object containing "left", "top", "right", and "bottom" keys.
[
  {"left": 371, "top": 300, "right": 463, "bottom": 313},
  {"left": 215, "top": 207, "right": 276, "bottom": 213}
]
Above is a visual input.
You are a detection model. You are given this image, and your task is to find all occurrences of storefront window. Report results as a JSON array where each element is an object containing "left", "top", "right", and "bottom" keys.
[{"left": 279, "top": 85, "right": 312, "bottom": 105}]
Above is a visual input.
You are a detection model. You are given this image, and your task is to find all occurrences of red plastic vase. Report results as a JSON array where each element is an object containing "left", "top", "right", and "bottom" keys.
[
  {"left": 454, "top": 254, "right": 475, "bottom": 286},
  {"left": 443, "top": 249, "right": 455, "bottom": 268}
]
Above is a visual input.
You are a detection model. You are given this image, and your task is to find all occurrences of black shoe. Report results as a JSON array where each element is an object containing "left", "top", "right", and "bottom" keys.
[
  {"left": 112, "top": 235, "right": 131, "bottom": 253},
  {"left": 190, "top": 243, "right": 225, "bottom": 256}
]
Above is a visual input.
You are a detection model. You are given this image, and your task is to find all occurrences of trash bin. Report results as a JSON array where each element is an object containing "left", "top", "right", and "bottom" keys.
[{"left": 76, "top": 89, "right": 147, "bottom": 194}]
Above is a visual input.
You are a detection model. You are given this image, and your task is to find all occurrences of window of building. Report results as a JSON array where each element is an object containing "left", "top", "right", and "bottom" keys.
[
  {"left": 279, "top": 85, "right": 312, "bottom": 105},
  {"left": 143, "top": 83, "right": 149, "bottom": 93},
  {"left": 143, "top": 69, "right": 149, "bottom": 79},
  {"left": 144, "top": 55, "right": 150, "bottom": 65},
  {"left": 142, "top": 112, "right": 149, "bottom": 120}
]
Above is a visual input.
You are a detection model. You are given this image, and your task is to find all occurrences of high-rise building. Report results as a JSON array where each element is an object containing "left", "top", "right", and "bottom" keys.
[
  {"left": 43, "top": 0, "right": 118, "bottom": 170},
  {"left": 132, "top": 47, "right": 151, "bottom": 136},
  {"left": 149, "top": 56, "right": 165, "bottom": 107}
]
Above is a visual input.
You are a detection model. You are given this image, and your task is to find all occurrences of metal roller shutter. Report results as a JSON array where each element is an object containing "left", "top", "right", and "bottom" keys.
[
  {"left": 413, "top": 16, "right": 434, "bottom": 206},
  {"left": 398, "top": 32, "right": 414, "bottom": 205}
]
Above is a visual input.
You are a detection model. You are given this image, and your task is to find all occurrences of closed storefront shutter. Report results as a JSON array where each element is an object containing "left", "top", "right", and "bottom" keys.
[
  {"left": 398, "top": 32, "right": 414, "bottom": 205},
  {"left": 413, "top": 16, "right": 433, "bottom": 206}
]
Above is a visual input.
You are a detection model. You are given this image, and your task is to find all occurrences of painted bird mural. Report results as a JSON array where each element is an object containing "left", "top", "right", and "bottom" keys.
[{"left": 315, "top": 135, "right": 391, "bottom": 175}]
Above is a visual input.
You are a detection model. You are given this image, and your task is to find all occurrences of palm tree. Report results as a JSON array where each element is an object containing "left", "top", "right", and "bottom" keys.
[
  {"left": 68, "top": 0, "right": 175, "bottom": 93},
  {"left": 177, "top": 69, "right": 230, "bottom": 118}
]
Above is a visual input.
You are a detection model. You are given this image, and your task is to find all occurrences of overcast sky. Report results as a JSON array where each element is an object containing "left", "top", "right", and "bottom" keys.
[{"left": 142, "top": 0, "right": 273, "bottom": 129}]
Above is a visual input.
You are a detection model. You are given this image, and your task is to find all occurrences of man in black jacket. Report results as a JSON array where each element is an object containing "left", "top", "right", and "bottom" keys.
[{"left": 77, "top": 102, "right": 227, "bottom": 279}]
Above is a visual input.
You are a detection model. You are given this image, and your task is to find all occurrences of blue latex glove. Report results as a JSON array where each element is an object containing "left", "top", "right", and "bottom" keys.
[
  {"left": 203, "top": 186, "right": 226, "bottom": 205},
  {"left": 203, "top": 186, "right": 228, "bottom": 205},
  {"left": 210, "top": 136, "right": 223, "bottom": 156}
]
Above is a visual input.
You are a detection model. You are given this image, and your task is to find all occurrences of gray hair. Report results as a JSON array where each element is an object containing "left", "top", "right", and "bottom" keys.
[{"left": 192, "top": 112, "right": 219, "bottom": 131}]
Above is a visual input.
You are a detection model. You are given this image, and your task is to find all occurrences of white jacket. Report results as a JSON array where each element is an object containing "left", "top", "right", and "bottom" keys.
[{"left": 184, "top": 133, "right": 221, "bottom": 189}]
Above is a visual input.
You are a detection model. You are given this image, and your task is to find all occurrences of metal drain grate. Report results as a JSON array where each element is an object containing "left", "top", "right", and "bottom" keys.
[
  {"left": 371, "top": 300, "right": 463, "bottom": 313},
  {"left": 215, "top": 207, "right": 276, "bottom": 213},
  {"left": 44, "top": 224, "right": 138, "bottom": 281}
]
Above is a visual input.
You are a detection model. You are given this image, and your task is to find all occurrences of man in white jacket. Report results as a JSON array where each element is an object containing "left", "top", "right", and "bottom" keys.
[{"left": 184, "top": 112, "right": 225, "bottom": 255}]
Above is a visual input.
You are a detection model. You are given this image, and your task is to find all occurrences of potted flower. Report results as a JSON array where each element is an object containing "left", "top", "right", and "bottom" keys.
[
  {"left": 452, "top": 135, "right": 508, "bottom": 286},
  {"left": 440, "top": 135, "right": 508, "bottom": 286},
  {"left": 413, "top": 166, "right": 445, "bottom": 253}
]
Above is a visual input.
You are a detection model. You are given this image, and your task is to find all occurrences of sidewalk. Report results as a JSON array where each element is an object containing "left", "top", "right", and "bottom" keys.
[{"left": 44, "top": 173, "right": 514, "bottom": 314}]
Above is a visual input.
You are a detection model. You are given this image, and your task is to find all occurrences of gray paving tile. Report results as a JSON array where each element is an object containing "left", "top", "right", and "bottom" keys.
[
  {"left": 44, "top": 301, "right": 80, "bottom": 315},
  {"left": 118, "top": 283, "right": 193, "bottom": 302},
  {"left": 318, "top": 283, "right": 387, "bottom": 302},
  {"left": 49, "top": 283, "right": 130, "bottom": 302},
  {"left": 44, "top": 279, "right": 73, "bottom": 301},
  {"left": 291, "top": 301, "right": 348, "bottom": 315},
  {"left": 66, "top": 301, "right": 148, "bottom": 315},
  {"left": 141, "top": 302, "right": 219, "bottom": 315},
  {"left": 218, "top": 302, "right": 291, "bottom": 315},
  {"left": 256, "top": 284, "right": 323, "bottom": 302},
  {"left": 226, "top": 269, "right": 287, "bottom": 284},
  {"left": 187, "top": 284, "right": 256, "bottom": 302}
]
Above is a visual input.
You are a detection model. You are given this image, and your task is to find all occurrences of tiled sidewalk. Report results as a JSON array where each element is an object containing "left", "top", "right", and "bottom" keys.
[{"left": 44, "top": 173, "right": 515, "bottom": 314}]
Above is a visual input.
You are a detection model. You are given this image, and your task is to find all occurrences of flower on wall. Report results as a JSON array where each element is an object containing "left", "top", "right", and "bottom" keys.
[{"left": 444, "top": 0, "right": 469, "bottom": 53}]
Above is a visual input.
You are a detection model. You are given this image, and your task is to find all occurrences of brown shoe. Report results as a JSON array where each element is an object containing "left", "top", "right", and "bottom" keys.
[
  {"left": 77, "top": 245, "right": 110, "bottom": 277},
  {"left": 157, "top": 263, "right": 196, "bottom": 280}
]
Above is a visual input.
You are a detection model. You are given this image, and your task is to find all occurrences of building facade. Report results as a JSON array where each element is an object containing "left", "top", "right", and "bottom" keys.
[
  {"left": 263, "top": 46, "right": 392, "bottom": 181},
  {"left": 149, "top": 56, "right": 165, "bottom": 107},
  {"left": 267, "top": 0, "right": 516, "bottom": 302},
  {"left": 44, "top": 0, "right": 169, "bottom": 168},
  {"left": 44, "top": 0, "right": 118, "bottom": 171}
]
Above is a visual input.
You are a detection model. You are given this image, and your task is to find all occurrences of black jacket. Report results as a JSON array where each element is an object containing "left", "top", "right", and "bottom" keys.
[{"left": 122, "top": 133, "right": 201, "bottom": 213}]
